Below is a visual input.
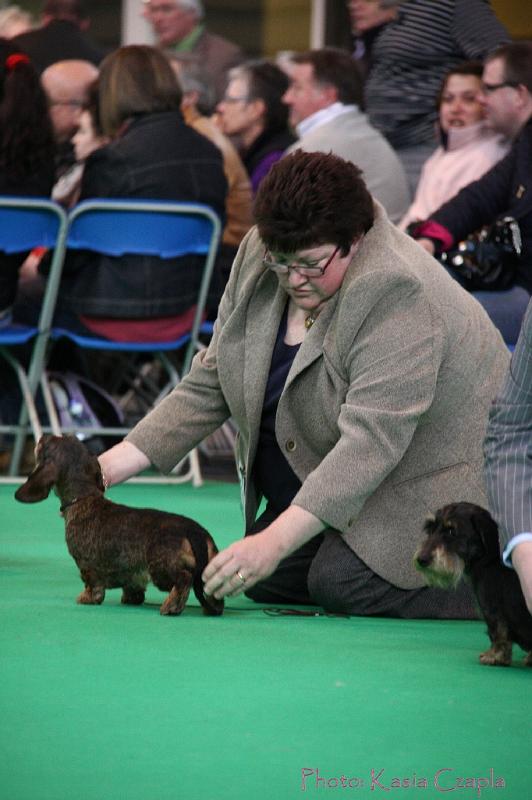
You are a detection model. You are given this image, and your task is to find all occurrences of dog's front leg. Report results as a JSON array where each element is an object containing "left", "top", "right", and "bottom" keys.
[
  {"left": 77, "top": 570, "right": 105, "bottom": 605},
  {"left": 77, "top": 586, "right": 106, "bottom": 605}
]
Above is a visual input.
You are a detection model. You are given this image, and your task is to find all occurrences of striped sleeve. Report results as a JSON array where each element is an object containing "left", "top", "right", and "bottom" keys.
[{"left": 484, "top": 301, "right": 532, "bottom": 554}]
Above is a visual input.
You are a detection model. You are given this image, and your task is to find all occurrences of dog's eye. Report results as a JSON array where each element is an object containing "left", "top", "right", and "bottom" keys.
[{"left": 444, "top": 525, "right": 456, "bottom": 536}]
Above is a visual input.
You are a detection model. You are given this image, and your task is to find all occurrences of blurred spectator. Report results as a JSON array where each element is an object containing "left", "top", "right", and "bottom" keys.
[
  {"left": 24, "top": 45, "right": 227, "bottom": 343},
  {"left": 283, "top": 48, "right": 409, "bottom": 224},
  {"left": 364, "top": 0, "right": 509, "bottom": 194},
  {"left": 41, "top": 59, "right": 99, "bottom": 178},
  {"left": 12, "top": 0, "right": 104, "bottom": 73},
  {"left": 216, "top": 60, "right": 296, "bottom": 195},
  {"left": 411, "top": 42, "right": 532, "bottom": 344},
  {"left": 400, "top": 61, "right": 510, "bottom": 231},
  {"left": 142, "top": 0, "right": 242, "bottom": 104},
  {"left": 0, "top": 40, "right": 55, "bottom": 327},
  {"left": 0, "top": 6, "right": 34, "bottom": 39},
  {"left": 171, "top": 56, "right": 253, "bottom": 281},
  {"left": 52, "top": 79, "right": 109, "bottom": 208},
  {"left": 347, "top": 0, "right": 396, "bottom": 81}
]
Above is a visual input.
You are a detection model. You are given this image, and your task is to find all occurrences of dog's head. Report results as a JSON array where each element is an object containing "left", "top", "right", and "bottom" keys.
[
  {"left": 414, "top": 502, "right": 500, "bottom": 587},
  {"left": 15, "top": 434, "right": 104, "bottom": 504}
]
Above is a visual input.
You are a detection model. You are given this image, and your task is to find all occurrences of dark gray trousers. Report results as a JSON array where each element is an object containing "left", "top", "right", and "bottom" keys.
[{"left": 245, "top": 507, "right": 478, "bottom": 620}]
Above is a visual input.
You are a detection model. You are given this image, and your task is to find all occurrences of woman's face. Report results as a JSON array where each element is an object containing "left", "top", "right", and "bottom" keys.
[
  {"left": 216, "top": 77, "right": 261, "bottom": 138},
  {"left": 272, "top": 240, "right": 362, "bottom": 314},
  {"left": 72, "top": 110, "right": 103, "bottom": 162},
  {"left": 439, "top": 74, "right": 485, "bottom": 133}
]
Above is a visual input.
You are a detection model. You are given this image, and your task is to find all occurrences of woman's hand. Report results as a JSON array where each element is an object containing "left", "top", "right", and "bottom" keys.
[
  {"left": 416, "top": 238, "right": 435, "bottom": 255},
  {"left": 202, "top": 505, "right": 325, "bottom": 599},
  {"left": 202, "top": 531, "right": 285, "bottom": 598}
]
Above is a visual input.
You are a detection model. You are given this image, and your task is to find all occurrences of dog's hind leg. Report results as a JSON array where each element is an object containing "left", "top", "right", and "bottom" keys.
[
  {"left": 121, "top": 586, "right": 146, "bottom": 606},
  {"left": 158, "top": 570, "right": 193, "bottom": 616},
  {"left": 479, "top": 618, "right": 513, "bottom": 666},
  {"left": 524, "top": 652, "right": 532, "bottom": 667}
]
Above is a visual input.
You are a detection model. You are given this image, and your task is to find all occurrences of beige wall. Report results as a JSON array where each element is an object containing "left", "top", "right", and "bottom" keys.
[
  {"left": 262, "top": 0, "right": 311, "bottom": 56},
  {"left": 492, "top": 0, "right": 532, "bottom": 39}
]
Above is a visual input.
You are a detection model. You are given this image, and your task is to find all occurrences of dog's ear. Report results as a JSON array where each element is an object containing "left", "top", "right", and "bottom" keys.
[
  {"left": 14, "top": 460, "right": 58, "bottom": 504},
  {"left": 423, "top": 514, "right": 438, "bottom": 535},
  {"left": 470, "top": 507, "right": 500, "bottom": 559}
]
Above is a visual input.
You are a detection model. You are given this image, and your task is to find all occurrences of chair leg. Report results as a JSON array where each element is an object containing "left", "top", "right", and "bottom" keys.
[{"left": 0, "top": 352, "right": 42, "bottom": 476}]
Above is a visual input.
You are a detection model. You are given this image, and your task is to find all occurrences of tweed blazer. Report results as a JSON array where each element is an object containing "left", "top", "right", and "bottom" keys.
[{"left": 127, "top": 204, "right": 510, "bottom": 588}]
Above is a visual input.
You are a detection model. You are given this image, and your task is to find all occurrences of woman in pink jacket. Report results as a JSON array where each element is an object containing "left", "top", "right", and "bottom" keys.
[{"left": 400, "top": 61, "right": 509, "bottom": 231}]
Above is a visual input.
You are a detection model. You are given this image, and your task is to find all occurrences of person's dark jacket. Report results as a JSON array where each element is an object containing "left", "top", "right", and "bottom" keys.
[
  {"left": 13, "top": 19, "right": 105, "bottom": 72},
  {"left": 429, "top": 118, "right": 532, "bottom": 293},
  {"left": 43, "top": 110, "right": 227, "bottom": 318},
  {"left": 0, "top": 163, "right": 55, "bottom": 312}
]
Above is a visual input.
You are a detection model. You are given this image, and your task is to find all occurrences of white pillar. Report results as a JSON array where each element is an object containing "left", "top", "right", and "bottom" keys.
[
  {"left": 121, "top": 0, "right": 155, "bottom": 45},
  {"left": 310, "top": 0, "right": 326, "bottom": 48}
]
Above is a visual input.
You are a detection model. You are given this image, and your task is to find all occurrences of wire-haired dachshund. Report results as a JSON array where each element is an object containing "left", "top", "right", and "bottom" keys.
[
  {"left": 15, "top": 435, "right": 223, "bottom": 617},
  {"left": 414, "top": 502, "right": 531, "bottom": 667}
]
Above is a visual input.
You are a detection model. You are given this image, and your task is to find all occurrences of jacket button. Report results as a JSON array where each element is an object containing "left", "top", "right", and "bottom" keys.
[{"left": 285, "top": 439, "right": 296, "bottom": 452}]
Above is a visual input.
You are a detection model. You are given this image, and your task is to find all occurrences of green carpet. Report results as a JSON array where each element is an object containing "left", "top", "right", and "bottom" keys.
[{"left": 1, "top": 481, "right": 530, "bottom": 800}]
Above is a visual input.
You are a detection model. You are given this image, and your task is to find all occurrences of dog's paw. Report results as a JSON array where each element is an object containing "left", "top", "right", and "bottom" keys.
[
  {"left": 479, "top": 647, "right": 511, "bottom": 667},
  {"left": 77, "top": 587, "right": 105, "bottom": 605}
]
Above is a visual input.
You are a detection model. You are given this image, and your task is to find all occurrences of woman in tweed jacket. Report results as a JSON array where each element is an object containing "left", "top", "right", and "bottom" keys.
[{"left": 100, "top": 151, "right": 509, "bottom": 618}]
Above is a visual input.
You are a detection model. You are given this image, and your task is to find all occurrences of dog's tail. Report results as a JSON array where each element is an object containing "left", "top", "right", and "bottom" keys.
[{"left": 189, "top": 526, "right": 224, "bottom": 616}]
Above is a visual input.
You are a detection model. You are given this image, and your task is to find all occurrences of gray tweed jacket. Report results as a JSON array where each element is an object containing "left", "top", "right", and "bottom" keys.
[{"left": 127, "top": 204, "right": 510, "bottom": 589}]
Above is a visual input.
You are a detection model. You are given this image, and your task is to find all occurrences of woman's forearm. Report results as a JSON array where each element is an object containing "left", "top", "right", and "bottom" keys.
[{"left": 98, "top": 440, "right": 151, "bottom": 488}]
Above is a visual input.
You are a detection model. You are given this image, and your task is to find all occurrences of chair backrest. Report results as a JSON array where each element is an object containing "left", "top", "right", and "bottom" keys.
[
  {"left": 66, "top": 198, "right": 222, "bottom": 373},
  {"left": 0, "top": 196, "right": 68, "bottom": 335},
  {"left": 0, "top": 196, "right": 67, "bottom": 255}
]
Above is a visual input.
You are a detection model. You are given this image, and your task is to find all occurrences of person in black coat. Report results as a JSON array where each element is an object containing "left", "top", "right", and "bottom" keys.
[
  {"left": 35, "top": 44, "right": 227, "bottom": 339},
  {"left": 0, "top": 39, "right": 56, "bottom": 326},
  {"left": 12, "top": 0, "right": 104, "bottom": 73}
]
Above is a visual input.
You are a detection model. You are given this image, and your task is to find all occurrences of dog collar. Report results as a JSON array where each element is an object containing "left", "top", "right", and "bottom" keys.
[{"left": 59, "top": 497, "right": 81, "bottom": 516}]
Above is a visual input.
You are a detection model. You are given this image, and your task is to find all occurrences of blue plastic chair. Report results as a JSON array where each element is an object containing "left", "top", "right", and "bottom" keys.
[
  {"left": 0, "top": 197, "right": 68, "bottom": 477},
  {"left": 47, "top": 198, "right": 222, "bottom": 486}
]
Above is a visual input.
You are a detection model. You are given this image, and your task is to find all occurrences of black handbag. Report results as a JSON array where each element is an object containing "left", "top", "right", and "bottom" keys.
[{"left": 439, "top": 216, "right": 522, "bottom": 291}]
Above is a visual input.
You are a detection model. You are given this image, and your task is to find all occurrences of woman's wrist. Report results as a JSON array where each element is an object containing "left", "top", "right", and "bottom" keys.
[{"left": 98, "top": 440, "right": 151, "bottom": 489}]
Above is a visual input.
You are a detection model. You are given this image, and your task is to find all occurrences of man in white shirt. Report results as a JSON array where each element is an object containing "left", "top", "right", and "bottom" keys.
[{"left": 282, "top": 48, "right": 410, "bottom": 224}]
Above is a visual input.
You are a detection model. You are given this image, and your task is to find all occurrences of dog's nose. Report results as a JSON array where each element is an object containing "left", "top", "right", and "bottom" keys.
[{"left": 415, "top": 554, "right": 431, "bottom": 568}]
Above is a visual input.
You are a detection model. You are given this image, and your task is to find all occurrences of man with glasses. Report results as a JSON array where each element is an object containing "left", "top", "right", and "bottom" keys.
[
  {"left": 41, "top": 58, "right": 98, "bottom": 178},
  {"left": 142, "top": 0, "right": 242, "bottom": 105},
  {"left": 412, "top": 41, "right": 532, "bottom": 345}
]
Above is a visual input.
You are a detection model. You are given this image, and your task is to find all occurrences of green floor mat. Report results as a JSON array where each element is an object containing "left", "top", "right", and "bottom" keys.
[{"left": 1, "top": 482, "right": 530, "bottom": 800}]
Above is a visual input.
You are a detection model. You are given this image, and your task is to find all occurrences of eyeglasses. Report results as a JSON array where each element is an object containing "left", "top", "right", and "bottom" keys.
[
  {"left": 221, "top": 94, "right": 249, "bottom": 104},
  {"left": 263, "top": 246, "right": 340, "bottom": 277},
  {"left": 49, "top": 99, "right": 84, "bottom": 109},
  {"left": 481, "top": 80, "right": 519, "bottom": 94}
]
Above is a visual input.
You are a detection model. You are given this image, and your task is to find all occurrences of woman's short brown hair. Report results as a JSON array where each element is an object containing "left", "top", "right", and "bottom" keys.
[
  {"left": 254, "top": 150, "right": 374, "bottom": 255},
  {"left": 98, "top": 45, "right": 182, "bottom": 136}
]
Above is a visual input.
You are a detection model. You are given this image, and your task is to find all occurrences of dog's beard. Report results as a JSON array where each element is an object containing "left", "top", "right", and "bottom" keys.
[{"left": 414, "top": 546, "right": 465, "bottom": 589}]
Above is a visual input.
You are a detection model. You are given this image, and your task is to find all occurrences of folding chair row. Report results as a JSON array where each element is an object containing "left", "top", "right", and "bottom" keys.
[{"left": 0, "top": 196, "right": 222, "bottom": 482}]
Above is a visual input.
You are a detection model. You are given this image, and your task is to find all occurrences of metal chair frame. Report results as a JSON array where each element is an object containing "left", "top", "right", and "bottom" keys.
[
  {"left": 43, "top": 199, "right": 222, "bottom": 487},
  {"left": 0, "top": 197, "right": 68, "bottom": 478}
]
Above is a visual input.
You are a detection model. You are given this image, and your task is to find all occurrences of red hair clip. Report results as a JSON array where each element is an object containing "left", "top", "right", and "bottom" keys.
[{"left": 5, "top": 53, "right": 30, "bottom": 71}]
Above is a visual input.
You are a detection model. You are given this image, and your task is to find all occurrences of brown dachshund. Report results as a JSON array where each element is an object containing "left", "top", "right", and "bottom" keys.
[
  {"left": 15, "top": 435, "right": 223, "bottom": 617},
  {"left": 415, "top": 502, "right": 531, "bottom": 667}
]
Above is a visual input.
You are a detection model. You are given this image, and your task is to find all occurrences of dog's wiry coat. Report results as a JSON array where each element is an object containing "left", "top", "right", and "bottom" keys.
[
  {"left": 415, "top": 502, "right": 532, "bottom": 666},
  {"left": 15, "top": 435, "right": 223, "bottom": 617}
]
